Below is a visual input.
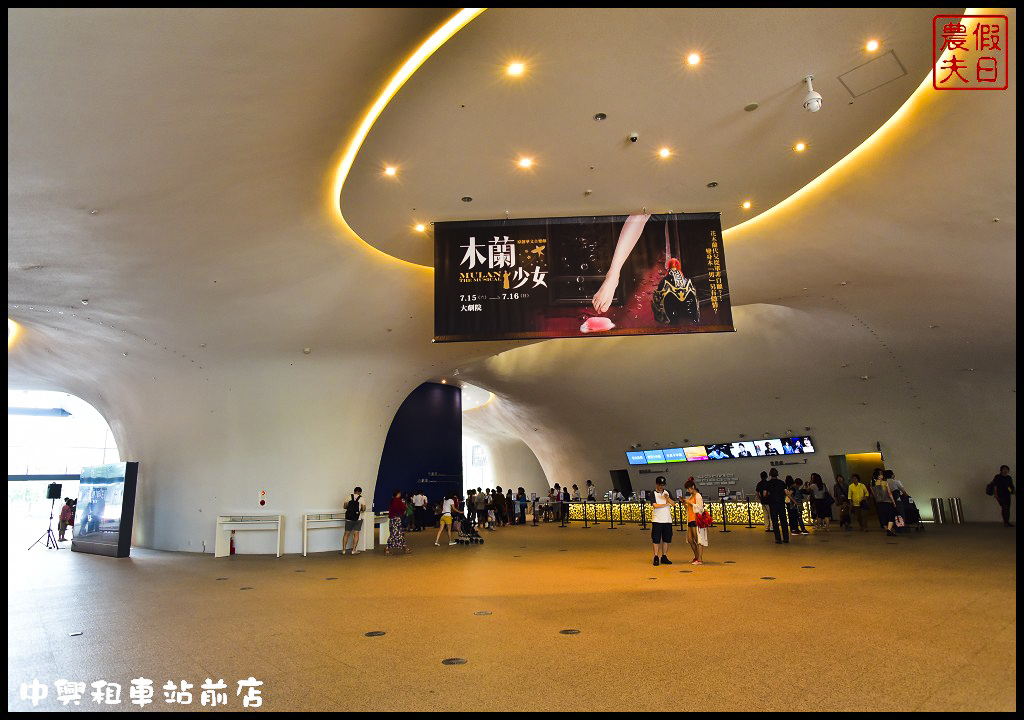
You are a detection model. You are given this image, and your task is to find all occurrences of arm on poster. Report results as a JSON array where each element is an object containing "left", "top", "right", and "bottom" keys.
[{"left": 592, "top": 213, "right": 651, "bottom": 314}]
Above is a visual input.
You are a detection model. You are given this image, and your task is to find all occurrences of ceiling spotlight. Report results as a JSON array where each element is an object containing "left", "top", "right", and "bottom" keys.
[
  {"left": 658, "top": 147, "right": 671, "bottom": 158},
  {"left": 802, "top": 75, "right": 822, "bottom": 113},
  {"left": 414, "top": 223, "right": 426, "bottom": 233},
  {"left": 302, "top": 347, "right": 312, "bottom": 355},
  {"left": 383, "top": 166, "right": 397, "bottom": 177},
  {"left": 507, "top": 61, "right": 525, "bottom": 76},
  {"left": 866, "top": 39, "right": 880, "bottom": 52},
  {"left": 742, "top": 200, "right": 752, "bottom": 209},
  {"left": 794, "top": 142, "right": 807, "bottom": 152},
  {"left": 593, "top": 112, "right": 607, "bottom": 121},
  {"left": 686, "top": 52, "right": 701, "bottom": 66},
  {"left": 517, "top": 157, "right": 533, "bottom": 169}
]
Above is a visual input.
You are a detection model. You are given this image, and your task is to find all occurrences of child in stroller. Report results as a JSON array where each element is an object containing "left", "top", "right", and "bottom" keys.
[{"left": 457, "top": 511, "right": 485, "bottom": 545}]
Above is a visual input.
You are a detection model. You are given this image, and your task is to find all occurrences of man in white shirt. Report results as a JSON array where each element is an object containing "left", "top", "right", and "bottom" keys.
[
  {"left": 411, "top": 491, "right": 427, "bottom": 531},
  {"left": 650, "top": 476, "right": 676, "bottom": 566}
]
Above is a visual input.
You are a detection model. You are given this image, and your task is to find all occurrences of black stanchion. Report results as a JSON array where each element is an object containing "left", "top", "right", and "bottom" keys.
[
  {"left": 640, "top": 499, "right": 648, "bottom": 531},
  {"left": 618, "top": 501, "right": 624, "bottom": 527},
  {"left": 720, "top": 499, "right": 731, "bottom": 533},
  {"left": 560, "top": 501, "right": 568, "bottom": 528},
  {"left": 531, "top": 501, "right": 539, "bottom": 527},
  {"left": 745, "top": 497, "right": 755, "bottom": 529},
  {"left": 582, "top": 501, "right": 590, "bottom": 529},
  {"left": 608, "top": 500, "right": 616, "bottom": 529}
]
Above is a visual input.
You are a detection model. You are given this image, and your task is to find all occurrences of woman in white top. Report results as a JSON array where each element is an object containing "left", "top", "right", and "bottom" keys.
[
  {"left": 684, "top": 478, "right": 708, "bottom": 565},
  {"left": 434, "top": 494, "right": 459, "bottom": 546}
]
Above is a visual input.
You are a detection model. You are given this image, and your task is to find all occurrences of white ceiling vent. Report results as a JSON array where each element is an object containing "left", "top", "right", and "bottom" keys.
[{"left": 838, "top": 50, "right": 908, "bottom": 98}]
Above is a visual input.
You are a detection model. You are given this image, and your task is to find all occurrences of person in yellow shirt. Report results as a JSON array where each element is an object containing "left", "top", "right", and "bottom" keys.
[{"left": 847, "top": 474, "right": 870, "bottom": 531}]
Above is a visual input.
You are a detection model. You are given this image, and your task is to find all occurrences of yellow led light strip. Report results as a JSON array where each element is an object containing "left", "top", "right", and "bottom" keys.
[
  {"left": 725, "top": 8, "right": 984, "bottom": 238},
  {"left": 331, "top": 8, "right": 486, "bottom": 272},
  {"left": 8, "top": 318, "right": 22, "bottom": 350}
]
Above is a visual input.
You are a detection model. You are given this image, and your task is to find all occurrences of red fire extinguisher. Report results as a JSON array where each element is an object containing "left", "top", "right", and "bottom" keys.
[{"left": 230, "top": 530, "right": 236, "bottom": 556}]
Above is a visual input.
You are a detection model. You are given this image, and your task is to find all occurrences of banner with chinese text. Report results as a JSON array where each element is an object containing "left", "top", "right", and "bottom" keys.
[{"left": 434, "top": 212, "right": 733, "bottom": 342}]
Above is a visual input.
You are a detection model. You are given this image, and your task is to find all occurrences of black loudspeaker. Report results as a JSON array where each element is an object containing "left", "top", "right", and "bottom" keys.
[
  {"left": 609, "top": 470, "right": 633, "bottom": 497},
  {"left": 47, "top": 483, "right": 63, "bottom": 500}
]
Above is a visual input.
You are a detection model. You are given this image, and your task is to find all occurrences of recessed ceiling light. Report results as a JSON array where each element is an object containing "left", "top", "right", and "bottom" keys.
[
  {"left": 794, "top": 142, "right": 807, "bottom": 152},
  {"left": 593, "top": 112, "right": 607, "bottom": 121},
  {"left": 518, "top": 157, "right": 533, "bottom": 169},
  {"left": 461, "top": 196, "right": 473, "bottom": 202},
  {"left": 383, "top": 166, "right": 397, "bottom": 176},
  {"left": 744, "top": 102, "right": 759, "bottom": 112},
  {"left": 686, "top": 52, "right": 701, "bottom": 66},
  {"left": 706, "top": 181, "right": 718, "bottom": 188},
  {"left": 507, "top": 61, "right": 525, "bottom": 76},
  {"left": 742, "top": 201, "right": 752, "bottom": 209},
  {"left": 866, "top": 39, "right": 880, "bottom": 52},
  {"left": 414, "top": 223, "right": 426, "bottom": 233},
  {"left": 658, "top": 147, "right": 671, "bottom": 158}
]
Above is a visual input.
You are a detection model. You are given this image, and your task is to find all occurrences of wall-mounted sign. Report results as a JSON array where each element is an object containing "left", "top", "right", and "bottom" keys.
[{"left": 434, "top": 212, "right": 733, "bottom": 342}]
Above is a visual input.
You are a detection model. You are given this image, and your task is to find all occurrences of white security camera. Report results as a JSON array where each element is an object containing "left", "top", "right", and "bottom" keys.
[
  {"left": 628, "top": 132, "right": 639, "bottom": 143},
  {"left": 802, "top": 75, "right": 822, "bottom": 113}
]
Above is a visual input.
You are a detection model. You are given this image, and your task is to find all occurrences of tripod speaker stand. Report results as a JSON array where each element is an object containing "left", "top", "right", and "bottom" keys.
[{"left": 28, "top": 482, "right": 63, "bottom": 551}]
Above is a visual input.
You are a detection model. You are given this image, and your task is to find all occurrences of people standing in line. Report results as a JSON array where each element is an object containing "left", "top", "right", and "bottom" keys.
[
  {"left": 833, "top": 474, "right": 851, "bottom": 530},
  {"left": 684, "top": 478, "right": 707, "bottom": 564},
  {"left": 650, "top": 477, "right": 675, "bottom": 566},
  {"left": 505, "top": 488, "right": 516, "bottom": 525},
  {"left": 552, "top": 483, "right": 562, "bottom": 522},
  {"left": 872, "top": 471, "right": 899, "bottom": 536},
  {"left": 755, "top": 471, "right": 772, "bottom": 533},
  {"left": 586, "top": 479, "right": 596, "bottom": 502},
  {"left": 58, "top": 497, "right": 75, "bottom": 541},
  {"left": 990, "top": 465, "right": 1015, "bottom": 527},
  {"left": 404, "top": 493, "right": 416, "bottom": 535},
  {"left": 572, "top": 484, "right": 581, "bottom": 501},
  {"left": 493, "top": 487, "right": 506, "bottom": 527},
  {"left": 516, "top": 487, "right": 527, "bottom": 524},
  {"left": 810, "top": 473, "right": 832, "bottom": 531},
  {"left": 434, "top": 493, "right": 459, "bottom": 546},
  {"left": 341, "top": 487, "right": 366, "bottom": 555},
  {"left": 385, "top": 489, "right": 411, "bottom": 555},
  {"left": 765, "top": 469, "right": 790, "bottom": 544},
  {"left": 787, "top": 477, "right": 809, "bottom": 535},
  {"left": 474, "top": 488, "right": 488, "bottom": 530},
  {"left": 847, "top": 474, "right": 870, "bottom": 531}
]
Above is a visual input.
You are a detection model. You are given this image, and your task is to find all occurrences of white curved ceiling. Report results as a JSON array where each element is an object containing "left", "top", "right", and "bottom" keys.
[{"left": 343, "top": 7, "right": 955, "bottom": 265}]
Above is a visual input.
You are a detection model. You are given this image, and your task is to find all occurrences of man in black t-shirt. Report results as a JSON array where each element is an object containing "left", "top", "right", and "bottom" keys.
[
  {"left": 992, "top": 465, "right": 1015, "bottom": 527},
  {"left": 764, "top": 469, "right": 789, "bottom": 544}
]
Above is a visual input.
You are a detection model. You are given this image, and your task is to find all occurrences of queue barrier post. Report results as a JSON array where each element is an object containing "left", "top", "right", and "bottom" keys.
[
  {"left": 720, "top": 499, "right": 731, "bottom": 533},
  {"left": 745, "top": 497, "right": 755, "bottom": 529}
]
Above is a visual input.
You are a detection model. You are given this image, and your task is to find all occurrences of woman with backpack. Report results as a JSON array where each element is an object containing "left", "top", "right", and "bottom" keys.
[
  {"left": 833, "top": 474, "right": 851, "bottom": 530},
  {"left": 683, "top": 478, "right": 708, "bottom": 565}
]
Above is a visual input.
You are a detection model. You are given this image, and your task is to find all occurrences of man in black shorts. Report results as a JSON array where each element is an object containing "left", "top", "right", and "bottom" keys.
[{"left": 651, "top": 477, "right": 676, "bottom": 566}]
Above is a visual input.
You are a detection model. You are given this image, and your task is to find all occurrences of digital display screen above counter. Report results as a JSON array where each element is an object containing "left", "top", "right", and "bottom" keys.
[{"left": 626, "top": 436, "right": 814, "bottom": 464}]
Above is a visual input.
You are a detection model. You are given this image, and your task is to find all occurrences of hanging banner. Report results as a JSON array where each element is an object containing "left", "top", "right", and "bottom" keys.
[{"left": 434, "top": 212, "right": 733, "bottom": 342}]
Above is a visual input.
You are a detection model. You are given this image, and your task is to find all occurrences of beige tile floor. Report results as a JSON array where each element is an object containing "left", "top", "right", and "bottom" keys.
[{"left": 8, "top": 519, "right": 1017, "bottom": 712}]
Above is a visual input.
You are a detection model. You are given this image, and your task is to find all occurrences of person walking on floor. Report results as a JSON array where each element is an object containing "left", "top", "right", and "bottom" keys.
[
  {"left": 833, "top": 474, "right": 851, "bottom": 530},
  {"left": 872, "top": 472, "right": 899, "bottom": 537},
  {"left": 385, "top": 489, "right": 411, "bottom": 555},
  {"left": 434, "top": 493, "right": 459, "bottom": 546},
  {"left": 341, "top": 487, "right": 366, "bottom": 554},
  {"left": 412, "top": 490, "right": 427, "bottom": 531},
  {"left": 650, "top": 476, "right": 675, "bottom": 566},
  {"left": 989, "top": 465, "right": 1015, "bottom": 527},
  {"left": 755, "top": 471, "right": 772, "bottom": 533},
  {"left": 684, "top": 478, "right": 708, "bottom": 564},
  {"left": 765, "top": 468, "right": 790, "bottom": 544},
  {"left": 848, "top": 474, "right": 870, "bottom": 531}
]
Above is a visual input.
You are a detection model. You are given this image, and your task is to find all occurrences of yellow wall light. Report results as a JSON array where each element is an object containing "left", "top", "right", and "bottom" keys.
[{"left": 330, "top": 8, "right": 486, "bottom": 271}]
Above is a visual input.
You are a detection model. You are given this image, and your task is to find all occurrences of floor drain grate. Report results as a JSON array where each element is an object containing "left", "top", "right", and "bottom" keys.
[
  {"left": 240, "top": 587, "right": 253, "bottom": 591},
  {"left": 760, "top": 577, "right": 776, "bottom": 581},
  {"left": 801, "top": 566, "right": 815, "bottom": 569},
  {"left": 474, "top": 611, "right": 492, "bottom": 616},
  {"left": 442, "top": 658, "right": 468, "bottom": 665},
  {"left": 559, "top": 629, "right": 581, "bottom": 635},
  {"left": 364, "top": 631, "right": 386, "bottom": 637}
]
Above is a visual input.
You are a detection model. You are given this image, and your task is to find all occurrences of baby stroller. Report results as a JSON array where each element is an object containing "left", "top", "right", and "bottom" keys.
[
  {"left": 898, "top": 494, "right": 925, "bottom": 532},
  {"left": 457, "top": 514, "right": 485, "bottom": 545}
]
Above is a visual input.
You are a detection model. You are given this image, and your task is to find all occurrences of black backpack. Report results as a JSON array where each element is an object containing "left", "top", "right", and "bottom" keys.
[{"left": 345, "top": 494, "right": 361, "bottom": 521}]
